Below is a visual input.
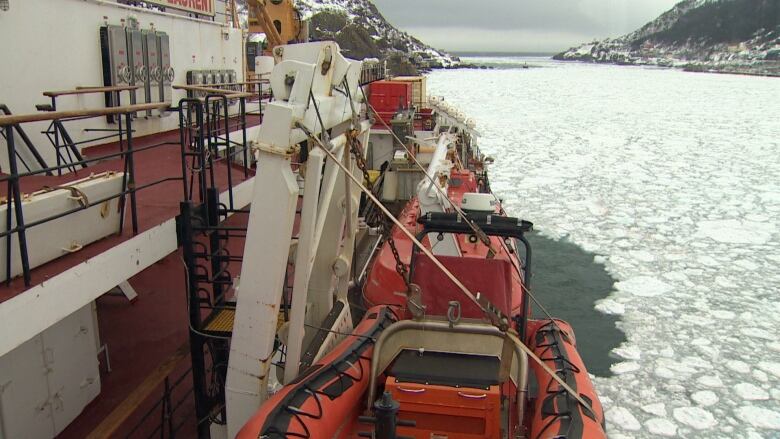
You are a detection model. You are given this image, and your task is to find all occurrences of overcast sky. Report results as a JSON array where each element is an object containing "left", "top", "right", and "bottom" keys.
[{"left": 371, "top": 0, "right": 682, "bottom": 53}]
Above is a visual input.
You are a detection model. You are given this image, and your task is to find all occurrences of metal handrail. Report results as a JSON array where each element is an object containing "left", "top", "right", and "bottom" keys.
[
  {"left": 1, "top": 107, "right": 173, "bottom": 285},
  {"left": 1, "top": 98, "right": 252, "bottom": 286},
  {"left": 0, "top": 103, "right": 170, "bottom": 126},
  {"left": 43, "top": 85, "right": 141, "bottom": 98},
  {"left": 124, "top": 367, "right": 195, "bottom": 439}
]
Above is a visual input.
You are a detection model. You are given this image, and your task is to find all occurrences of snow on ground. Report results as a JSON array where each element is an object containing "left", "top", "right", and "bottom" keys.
[{"left": 428, "top": 58, "right": 780, "bottom": 437}]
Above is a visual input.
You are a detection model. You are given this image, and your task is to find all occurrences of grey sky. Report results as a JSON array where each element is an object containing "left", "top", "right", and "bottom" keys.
[{"left": 371, "top": 0, "right": 682, "bottom": 52}]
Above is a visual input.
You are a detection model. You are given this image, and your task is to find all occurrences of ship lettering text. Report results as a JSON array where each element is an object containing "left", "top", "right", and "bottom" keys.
[{"left": 144, "top": 0, "right": 215, "bottom": 16}]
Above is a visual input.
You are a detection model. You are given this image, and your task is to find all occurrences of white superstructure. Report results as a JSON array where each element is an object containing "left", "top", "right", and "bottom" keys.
[
  {"left": 0, "top": 0, "right": 243, "bottom": 171},
  {"left": 0, "top": 2, "right": 253, "bottom": 437}
]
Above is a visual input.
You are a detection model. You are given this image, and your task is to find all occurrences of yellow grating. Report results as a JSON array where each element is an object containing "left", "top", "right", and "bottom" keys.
[
  {"left": 204, "top": 309, "right": 235, "bottom": 333},
  {"left": 204, "top": 309, "right": 287, "bottom": 334}
]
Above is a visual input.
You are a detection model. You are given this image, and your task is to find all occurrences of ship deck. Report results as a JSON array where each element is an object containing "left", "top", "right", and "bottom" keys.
[
  {"left": 0, "top": 116, "right": 259, "bottom": 303},
  {"left": 0, "top": 113, "right": 259, "bottom": 438},
  {"left": 64, "top": 209, "right": 253, "bottom": 439}
]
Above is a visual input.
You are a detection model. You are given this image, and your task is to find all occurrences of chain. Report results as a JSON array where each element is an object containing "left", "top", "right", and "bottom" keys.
[
  {"left": 344, "top": 77, "right": 409, "bottom": 288},
  {"left": 347, "top": 130, "right": 373, "bottom": 190},
  {"left": 347, "top": 129, "right": 410, "bottom": 288},
  {"left": 383, "top": 219, "right": 410, "bottom": 287}
]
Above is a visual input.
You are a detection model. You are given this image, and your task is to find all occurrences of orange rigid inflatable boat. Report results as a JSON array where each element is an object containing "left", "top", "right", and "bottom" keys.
[
  {"left": 236, "top": 84, "right": 606, "bottom": 438},
  {"left": 527, "top": 320, "right": 606, "bottom": 439},
  {"left": 236, "top": 204, "right": 607, "bottom": 438},
  {"left": 237, "top": 306, "right": 398, "bottom": 438}
]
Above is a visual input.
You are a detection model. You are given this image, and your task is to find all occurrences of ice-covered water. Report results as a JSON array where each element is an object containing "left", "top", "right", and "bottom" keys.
[{"left": 428, "top": 57, "right": 780, "bottom": 437}]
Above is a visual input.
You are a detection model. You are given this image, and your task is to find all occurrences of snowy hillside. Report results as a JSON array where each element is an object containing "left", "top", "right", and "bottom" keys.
[
  {"left": 554, "top": 0, "right": 780, "bottom": 76},
  {"left": 297, "top": 0, "right": 458, "bottom": 72},
  {"left": 621, "top": 0, "right": 711, "bottom": 42}
]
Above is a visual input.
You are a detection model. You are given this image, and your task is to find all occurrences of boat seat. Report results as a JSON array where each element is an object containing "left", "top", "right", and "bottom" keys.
[
  {"left": 389, "top": 349, "right": 501, "bottom": 389},
  {"left": 411, "top": 253, "right": 514, "bottom": 319}
]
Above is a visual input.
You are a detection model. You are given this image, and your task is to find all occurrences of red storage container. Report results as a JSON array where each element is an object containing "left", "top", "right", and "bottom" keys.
[
  {"left": 369, "top": 80, "right": 412, "bottom": 126},
  {"left": 386, "top": 376, "right": 503, "bottom": 438}
]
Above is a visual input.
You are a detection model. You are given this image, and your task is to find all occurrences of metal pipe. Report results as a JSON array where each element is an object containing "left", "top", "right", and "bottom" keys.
[
  {"left": 178, "top": 99, "right": 192, "bottom": 200},
  {"left": 53, "top": 117, "right": 62, "bottom": 175},
  {"left": 117, "top": 113, "right": 128, "bottom": 234},
  {"left": 206, "top": 188, "right": 224, "bottom": 303},
  {"left": 5, "top": 127, "right": 31, "bottom": 285},
  {"left": 41, "top": 126, "right": 72, "bottom": 174},
  {"left": 54, "top": 120, "right": 87, "bottom": 167},
  {"left": 241, "top": 97, "right": 248, "bottom": 178},
  {"left": 125, "top": 116, "right": 138, "bottom": 234},
  {"left": 5, "top": 181, "right": 12, "bottom": 285},
  {"left": 197, "top": 103, "right": 208, "bottom": 203},
  {"left": 0, "top": 104, "right": 50, "bottom": 174},
  {"left": 215, "top": 94, "right": 234, "bottom": 209}
]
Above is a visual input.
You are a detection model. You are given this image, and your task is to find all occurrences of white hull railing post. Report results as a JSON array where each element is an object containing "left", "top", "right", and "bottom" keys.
[
  {"left": 225, "top": 41, "right": 368, "bottom": 436},
  {"left": 224, "top": 147, "right": 299, "bottom": 437},
  {"left": 282, "top": 147, "right": 324, "bottom": 384}
]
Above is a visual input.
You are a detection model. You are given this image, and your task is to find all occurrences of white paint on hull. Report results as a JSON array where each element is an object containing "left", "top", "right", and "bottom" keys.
[{"left": 0, "top": 0, "right": 243, "bottom": 172}]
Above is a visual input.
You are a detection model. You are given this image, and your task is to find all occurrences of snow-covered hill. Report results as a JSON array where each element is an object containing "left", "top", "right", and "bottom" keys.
[
  {"left": 298, "top": 0, "right": 458, "bottom": 72},
  {"left": 554, "top": 0, "right": 780, "bottom": 76}
]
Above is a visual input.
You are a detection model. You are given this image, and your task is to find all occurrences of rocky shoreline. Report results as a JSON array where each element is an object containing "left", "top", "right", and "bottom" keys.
[
  {"left": 553, "top": 49, "right": 780, "bottom": 78},
  {"left": 553, "top": 0, "right": 779, "bottom": 79}
]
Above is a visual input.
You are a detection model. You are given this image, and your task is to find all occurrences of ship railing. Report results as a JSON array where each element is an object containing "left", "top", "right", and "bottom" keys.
[
  {"left": 360, "top": 59, "right": 388, "bottom": 85},
  {"left": 175, "top": 80, "right": 270, "bottom": 118},
  {"left": 124, "top": 366, "right": 198, "bottom": 439},
  {"left": 176, "top": 94, "right": 255, "bottom": 210},
  {"left": 3, "top": 85, "right": 142, "bottom": 175},
  {"left": 89, "top": 344, "right": 199, "bottom": 439},
  {"left": 0, "top": 99, "right": 253, "bottom": 287}
]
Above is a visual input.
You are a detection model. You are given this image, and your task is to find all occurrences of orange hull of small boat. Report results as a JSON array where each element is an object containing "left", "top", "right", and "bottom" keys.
[
  {"left": 236, "top": 306, "right": 396, "bottom": 439},
  {"left": 526, "top": 319, "right": 607, "bottom": 439}
]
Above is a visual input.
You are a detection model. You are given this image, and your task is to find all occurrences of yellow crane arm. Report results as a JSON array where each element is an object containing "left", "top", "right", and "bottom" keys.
[
  {"left": 247, "top": 0, "right": 303, "bottom": 52},
  {"left": 248, "top": 0, "right": 285, "bottom": 48}
]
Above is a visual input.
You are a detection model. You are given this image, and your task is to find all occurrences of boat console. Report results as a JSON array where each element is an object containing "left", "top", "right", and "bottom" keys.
[
  {"left": 366, "top": 319, "right": 528, "bottom": 439},
  {"left": 385, "top": 350, "right": 504, "bottom": 438},
  {"left": 410, "top": 212, "right": 533, "bottom": 329}
]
